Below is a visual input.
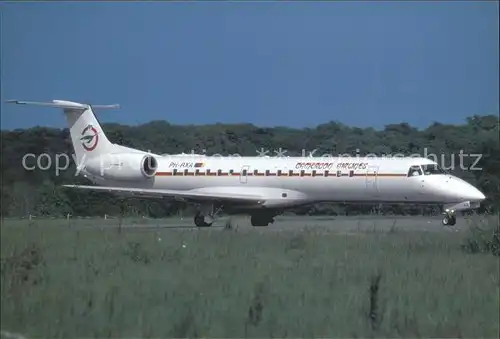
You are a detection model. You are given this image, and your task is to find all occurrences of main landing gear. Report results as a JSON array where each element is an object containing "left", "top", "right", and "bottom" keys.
[
  {"left": 441, "top": 209, "right": 457, "bottom": 226},
  {"left": 250, "top": 213, "right": 276, "bottom": 227},
  {"left": 193, "top": 203, "right": 223, "bottom": 227},
  {"left": 192, "top": 203, "right": 278, "bottom": 227}
]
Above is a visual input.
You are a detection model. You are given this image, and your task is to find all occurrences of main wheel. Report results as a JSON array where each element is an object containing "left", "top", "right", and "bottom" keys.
[
  {"left": 194, "top": 213, "right": 212, "bottom": 227},
  {"left": 250, "top": 214, "right": 273, "bottom": 227}
]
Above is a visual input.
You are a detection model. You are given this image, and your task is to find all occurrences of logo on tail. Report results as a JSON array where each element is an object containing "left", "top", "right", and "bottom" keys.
[{"left": 80, "top": 124, "right": 99, "bottom": 151}]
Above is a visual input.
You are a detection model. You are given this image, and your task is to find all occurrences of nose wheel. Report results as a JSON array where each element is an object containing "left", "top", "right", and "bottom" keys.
[{"left": 442, "top": 209, "right": 457, "bottom": 226}]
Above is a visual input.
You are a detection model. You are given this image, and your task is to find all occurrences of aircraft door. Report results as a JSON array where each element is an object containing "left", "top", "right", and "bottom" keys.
[
  {"left": 279, "top": 164, "right": 286, "bottom": 189},
  {"left": 240, "top": 165, "right": 250, "bottom": 184},
  {"left": 365, "top": 165, "right": 379, "bottom": 195},
  {"left": 408, "top": 165, "right": 425, "bottom": 195}
]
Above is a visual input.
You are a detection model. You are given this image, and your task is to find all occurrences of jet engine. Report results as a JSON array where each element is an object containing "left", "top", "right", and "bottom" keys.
[
  {"left": 140, "top": 154, "right": 158, "bottom": 178},
  {"left": 84, "top": 153, "right": 158, "bottom": 181}
]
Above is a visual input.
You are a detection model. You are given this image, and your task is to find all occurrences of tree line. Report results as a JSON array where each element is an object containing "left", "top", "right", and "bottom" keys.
[{"left": 1, "top": 114, "right": 499, "bottom": 218}]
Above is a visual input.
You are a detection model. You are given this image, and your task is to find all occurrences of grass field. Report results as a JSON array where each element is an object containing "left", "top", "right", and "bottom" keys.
[{"left": 1, "top": 216, "right": 499, "bottom": 338}]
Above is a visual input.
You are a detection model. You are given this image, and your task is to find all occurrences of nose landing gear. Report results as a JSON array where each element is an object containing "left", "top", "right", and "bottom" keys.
[{"left": 442, "top": 209, "right": 457, "bottom": 226}]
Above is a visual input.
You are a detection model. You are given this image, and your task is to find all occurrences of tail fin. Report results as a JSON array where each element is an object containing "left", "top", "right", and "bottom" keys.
[{"left": 6, "top": 99, "right": 119, "bottom": 164}]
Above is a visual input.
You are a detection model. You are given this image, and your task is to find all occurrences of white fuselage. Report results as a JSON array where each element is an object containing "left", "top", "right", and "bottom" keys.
[{"left": 83, "top": 154, "right": 485, "bottom": 210}]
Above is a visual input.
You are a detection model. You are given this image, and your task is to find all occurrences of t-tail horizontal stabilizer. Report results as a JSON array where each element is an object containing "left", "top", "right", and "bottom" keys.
[{"left": 5, "top": 99, "right": 120, "bottom": 110}]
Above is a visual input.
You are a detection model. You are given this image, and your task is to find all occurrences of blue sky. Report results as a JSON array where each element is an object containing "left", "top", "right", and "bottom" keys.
[{"left": 1, "top": 1, "right": 498, "bottom": 130}]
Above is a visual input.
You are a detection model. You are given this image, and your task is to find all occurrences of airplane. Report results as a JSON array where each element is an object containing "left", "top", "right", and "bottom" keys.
[{"left": 6, "top": 99, "right": 486, "bottom": 227}]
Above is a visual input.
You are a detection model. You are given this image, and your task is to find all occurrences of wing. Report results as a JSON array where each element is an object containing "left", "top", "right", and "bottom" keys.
[{"left": 63, "top": 185, "right": 264, "bottom": 204}]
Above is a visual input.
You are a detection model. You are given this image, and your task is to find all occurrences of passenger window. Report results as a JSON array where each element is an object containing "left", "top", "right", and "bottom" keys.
[{"left": 407, "top": 165, "right": 422, "bottom": 177}]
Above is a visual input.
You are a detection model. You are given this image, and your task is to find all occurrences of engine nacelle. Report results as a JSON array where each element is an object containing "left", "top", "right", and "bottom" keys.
[{"left": 84, "top": 153, "right": 158, "bottom": 181}]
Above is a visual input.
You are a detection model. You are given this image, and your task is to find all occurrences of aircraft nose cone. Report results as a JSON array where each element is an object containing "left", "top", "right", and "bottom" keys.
[
  {"left": 471, "top": 188, "right": 486, "bottom": 201},
  {"left": 446, "top": 177, "right": 486, "bottom": 202},
  {"left": 460, "top": 182, "right": 485, "bottom": 201}
]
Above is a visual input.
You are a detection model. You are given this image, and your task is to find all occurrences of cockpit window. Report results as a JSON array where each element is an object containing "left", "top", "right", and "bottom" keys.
[
  {"left": 407, "top": 165, "right": 423, "bottom": 177},
  {"left": 421, "top": 164, "right": 446, "bottom": 175}
]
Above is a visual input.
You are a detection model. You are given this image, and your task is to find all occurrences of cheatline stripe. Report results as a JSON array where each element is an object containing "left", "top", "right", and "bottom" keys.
[{"left": 155, "top": 171, "right": 406, "bottom": 177}]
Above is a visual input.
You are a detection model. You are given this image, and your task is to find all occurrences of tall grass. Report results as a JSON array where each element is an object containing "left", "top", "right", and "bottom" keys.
[
  {"left": 461, "top": 216, "right": 500, "bottom": 256},
  {"left": 1, "top": 217, "right": 499, "bottom": 338}
]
